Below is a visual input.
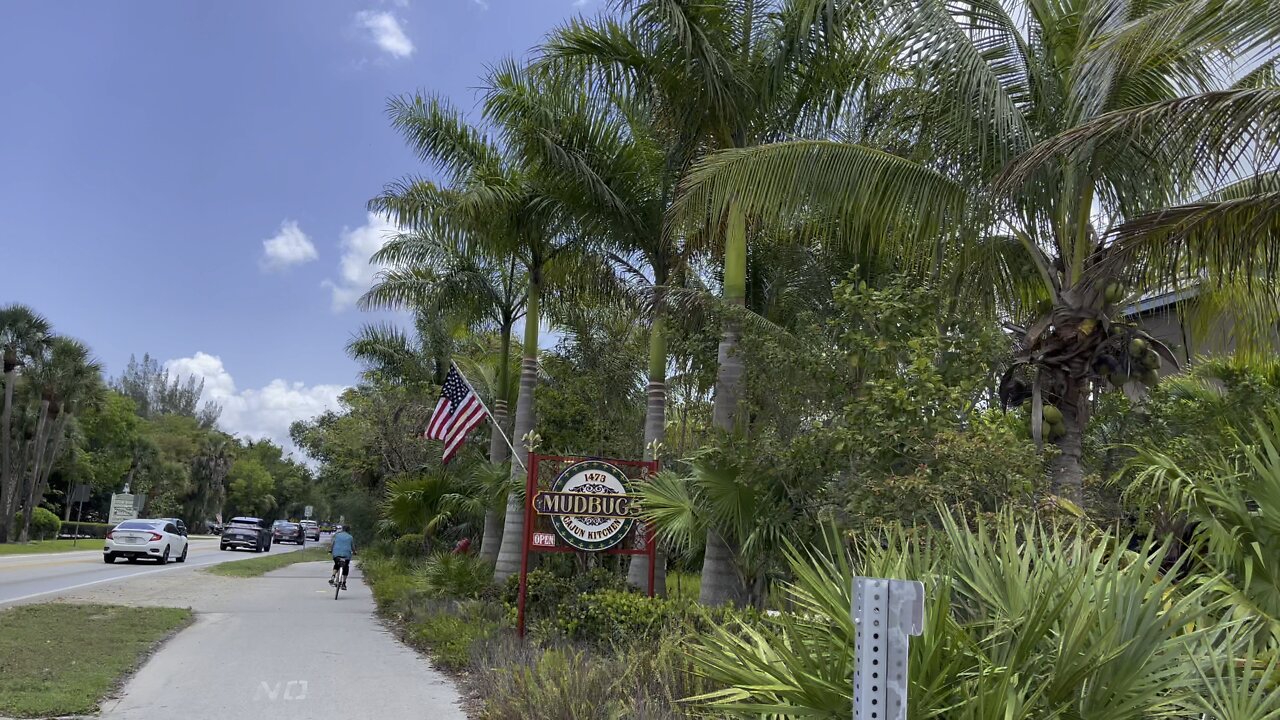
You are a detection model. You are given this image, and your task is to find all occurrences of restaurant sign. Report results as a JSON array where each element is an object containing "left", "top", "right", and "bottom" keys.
[{"left": 534, "top": 460, "right": 636, "bottom": 551}]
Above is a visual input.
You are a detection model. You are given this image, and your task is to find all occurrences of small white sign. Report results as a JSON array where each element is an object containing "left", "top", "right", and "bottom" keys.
[
  {"left": 304, "top": 505, "right": 314, "bottom": 519},
  {"left": 532, "top": 532, "right": 557, "bottom": 548},
  {"left": 108, "top": 493, "right": 137, "bottom": 524}
]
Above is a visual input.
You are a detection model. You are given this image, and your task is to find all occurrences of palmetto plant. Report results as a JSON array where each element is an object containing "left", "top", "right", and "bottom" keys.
[
  {"left": 1127, "top": 410, "right": 1280, "bottom": 639},
  {"left": 674, "top": 0, "right": 1280, "bottom": 501},
  {"left": 686, "top": 512, "right": 1275, "bottom": 719},
  {"left": 378, "top": 468, "right": 485, "bottom": 551}
]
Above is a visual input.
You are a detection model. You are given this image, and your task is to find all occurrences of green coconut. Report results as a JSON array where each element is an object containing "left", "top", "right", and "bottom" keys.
[
  {"left": 1042, "top": 405, "right": 1064, "bottom": 425},
  {"left": 1048, "top": 424, "right": 1066, "bottom": 440},
  {"left": 1104, "top": 282, "right": 1125, "bottom": 304},
  {"left": 1129, "top": 338, "right": 1148, "bottom": 355},
  {"left": 1141, "top": 350, "right": 1161, "bottom": 369},
  {"left": 1138, "top": 369, "right": 1159, "bottom": 386}
]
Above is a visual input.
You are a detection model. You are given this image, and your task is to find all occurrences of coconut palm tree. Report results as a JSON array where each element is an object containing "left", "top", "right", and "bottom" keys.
[
  {"left": 545, "top": 0, "right": 868, "bottom": 604},
  {"left": 673, "top": 0, "right": 1280, "bottom": 500},
  {"left": 18, "top": 337, "right": 102, "bottom": 542},
  {"left": 0, "top": 305, "right": 52, "bottom": 543},
  {"left": 362, "top": 231, "right": 527, "bottom": 564},
  {"left": 370, "top": 70, "right": 598, "bottom": 582}
]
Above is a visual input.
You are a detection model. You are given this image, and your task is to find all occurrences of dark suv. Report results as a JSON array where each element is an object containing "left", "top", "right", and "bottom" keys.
[{"left": 220, "top": 517, "right": 272, "bottom": 552}]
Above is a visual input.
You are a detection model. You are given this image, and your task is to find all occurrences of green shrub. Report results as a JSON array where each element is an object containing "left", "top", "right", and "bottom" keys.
[
  {"left": 60, "top": 521, "right": 112, "bottom": 539},
  {"left": 556, "top": 590, "right": 680, "bottom": 646},
  {"left": 393, "top": 533, "right": 425, "bottom": 559},
  {"left": 17, "top": 508, "right": 61, "bottom": 540},
  {"left": 414, "top": 553, "right": 493, "bottom": 599},
  {"left": 409, "top": 602, "right": 500, "bottom": 671}
]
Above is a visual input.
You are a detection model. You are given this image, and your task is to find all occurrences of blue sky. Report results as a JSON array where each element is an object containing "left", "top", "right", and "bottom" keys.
[{"left": 0, "top": 0, "right": 592, "bottom": 452}]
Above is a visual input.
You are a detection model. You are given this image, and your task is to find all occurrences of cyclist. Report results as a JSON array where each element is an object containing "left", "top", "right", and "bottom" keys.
[{"left": 329, "top": 525, "right": 355, "bottom": 590}]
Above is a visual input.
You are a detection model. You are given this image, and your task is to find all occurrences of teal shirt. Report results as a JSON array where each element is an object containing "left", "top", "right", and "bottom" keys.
[{"left": 331, "top": 531, "right": 354, "bottom": 559}]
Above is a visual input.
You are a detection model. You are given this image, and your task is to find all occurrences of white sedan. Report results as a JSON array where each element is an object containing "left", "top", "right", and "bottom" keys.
[{"left": 104, "top": 519, "right": 189, "bottom": 564}]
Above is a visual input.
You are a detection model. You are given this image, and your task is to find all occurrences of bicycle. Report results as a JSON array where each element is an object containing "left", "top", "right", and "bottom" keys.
[{"left": 330, "top": 557, "right": 350, "bottom": 599}]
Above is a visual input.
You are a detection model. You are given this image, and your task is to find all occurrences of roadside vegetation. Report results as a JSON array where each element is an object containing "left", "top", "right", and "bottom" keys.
[
  {"left": 300, "top": 0, "right": 1280, "bottom": 715},
  {"left": 0, "top": 603, "right": 191, "bottom": 718},
  {"left": 0, "top": 538, "right": 101, "bottom": 555},
  {"left": 203, "top": 545, "right": 331, "bottom": 578}
]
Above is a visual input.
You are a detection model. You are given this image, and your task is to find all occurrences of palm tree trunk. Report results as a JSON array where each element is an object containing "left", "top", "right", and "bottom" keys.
[
  {"left": 1049, "top": 389, "right": 1086, "bottom": 502},
  {"left": 481, "top": 321, "right": 513, "bottom": 565},
  {"left": 629, "top": 287, "right": 668, "bottom": 594},
  {"left": 19, "top": 400, "right": 52, "bottom": 542},
  {"left": 493, "top": 276, "right": 540, "bottom": 582},
  {"left": 700, "top": 204, "right": 748, "bottom": 606},
  {"left": 35, "top": 409, "right": 70, "bottom": 524},
  {"left": 0, "top": 367, "right": 16, "bottom": 543}
]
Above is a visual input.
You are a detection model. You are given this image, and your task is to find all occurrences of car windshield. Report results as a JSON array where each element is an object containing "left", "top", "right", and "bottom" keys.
[{"left": 115, "top": 521, "right": 160, "bottom": 530}]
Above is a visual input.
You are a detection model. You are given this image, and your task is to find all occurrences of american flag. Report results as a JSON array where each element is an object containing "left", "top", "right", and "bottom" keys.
[{"left": 426, "top": 365, "right": 490, "bottom": 463}]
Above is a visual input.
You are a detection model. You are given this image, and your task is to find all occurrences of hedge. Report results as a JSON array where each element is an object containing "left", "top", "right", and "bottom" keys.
[{"left": 58, "top": 522, "right": 113, "bottom": 539}]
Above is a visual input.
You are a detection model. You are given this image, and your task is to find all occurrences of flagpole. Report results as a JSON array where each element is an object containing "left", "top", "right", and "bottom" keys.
[{"left": 450, "top": 361, "right": 526, "bottom": 470}]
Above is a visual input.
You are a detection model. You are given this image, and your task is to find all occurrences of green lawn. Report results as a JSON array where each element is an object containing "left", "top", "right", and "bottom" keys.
[
  {"left": 0, "top": 539, "right": 101, "bottom": 555},
  {"left": 0, "top": 603, "right": 192, "bottom": 718},
  {"left": 203, "top": 546, "right": 332, "bottom": 577}
]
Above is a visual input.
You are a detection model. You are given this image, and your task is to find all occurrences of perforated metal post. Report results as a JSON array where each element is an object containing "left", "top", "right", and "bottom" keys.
[{"left": 852, "top": 577, "right": 924, "bottom": 720}]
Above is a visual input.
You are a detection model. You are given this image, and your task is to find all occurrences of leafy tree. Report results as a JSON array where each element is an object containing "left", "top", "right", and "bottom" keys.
[{"left": 226, "top": 457, "right": 276, "bottom": 519}]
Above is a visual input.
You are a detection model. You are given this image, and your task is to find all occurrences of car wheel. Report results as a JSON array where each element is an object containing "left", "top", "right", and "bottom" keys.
[
  {"left": 159, "top": 547, "right": 170, "bottom": 564},
  {"left": 103, "top": 554, "right": 115, "bottom": 564},
  {"left": 177, "top": 544, "right": 188, "bottom": 563}
]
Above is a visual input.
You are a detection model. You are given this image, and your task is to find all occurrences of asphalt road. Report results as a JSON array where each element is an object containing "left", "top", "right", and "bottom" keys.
[
  {"left": 0, "top": 538, "right": 309, "bottom": 607},
  {"left": 96, "top": 561, "right": 466, "bottom": 719}
]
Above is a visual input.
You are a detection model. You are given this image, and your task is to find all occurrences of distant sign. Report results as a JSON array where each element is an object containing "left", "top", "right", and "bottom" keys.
[
  {"left": 69, "top": 484, "right": 91, "bottom": 503},
  {"left": 108, "top": 493, "right": 137, "bottom": 524},
  {"left": 304, "top": 505, "right": 314, "bottom": 519}
]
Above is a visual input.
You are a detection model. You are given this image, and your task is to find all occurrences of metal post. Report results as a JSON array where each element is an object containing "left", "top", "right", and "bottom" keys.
[{"left": 852, "top": 577, "right": 924, "bottom": 720}]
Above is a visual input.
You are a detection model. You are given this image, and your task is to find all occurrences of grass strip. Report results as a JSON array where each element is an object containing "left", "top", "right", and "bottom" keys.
[
  {"left": 0, "top": 539, "right": 102, "bottom": 555},
  {"left": 0, "top": 603, "right": 192, "bottom": 718},
  {"left": 204, "top": 546, "right": 332, "bottom": 577}
]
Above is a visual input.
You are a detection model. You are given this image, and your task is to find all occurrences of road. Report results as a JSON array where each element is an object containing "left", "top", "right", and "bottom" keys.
[{"left": 0, "top": 538, "right": 308, "bottom": 607}]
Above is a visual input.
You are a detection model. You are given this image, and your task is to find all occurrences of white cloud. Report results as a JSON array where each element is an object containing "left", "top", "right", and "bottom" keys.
[
  {"left": 260, "top": 220, "right": 318, "bottom": 271},
  {"left": 323, "top": 212, "right": 397, "bottom": 311},
  {"left": 354, "top": 10, "right": 415, "bottom": 59},
  {"left": 165, "top": 352, "right": 347, "bottom": 459},
  {"left": 471, "top": 0, "right": 490, "bottom": 9}
]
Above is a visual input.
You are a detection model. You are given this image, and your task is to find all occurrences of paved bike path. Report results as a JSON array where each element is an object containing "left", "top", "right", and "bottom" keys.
[{"left": 96, "top": 562, "right": 466, "bottom": 719}]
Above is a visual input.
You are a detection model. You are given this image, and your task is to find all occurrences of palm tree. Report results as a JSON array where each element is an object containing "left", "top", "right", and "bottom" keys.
[
  {"left": 673, "top": 0, "right": 1280, "bottom": 500},
  {"left": 371, "top": 69, "right": 593, "bottom": 582},
  {"left": 362, "top": 231, "right": 527, "bottom": 564},
  {"left": 18, "top": 337, "right": 102, "bottom": 542},
  {"left": 482, "top": 59, "right": 693, "bottom": 591},
  {"left": 545, "top": 0, "right": 858, "bottom": 605},
  {"left": 0, "top": 305, "right": 52, "bottom": 543}
]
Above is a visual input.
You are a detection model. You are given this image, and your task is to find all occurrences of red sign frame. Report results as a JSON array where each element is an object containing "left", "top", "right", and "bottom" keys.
[{"left": 516, "top": 453, "right": 659, "bottom": 637}]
